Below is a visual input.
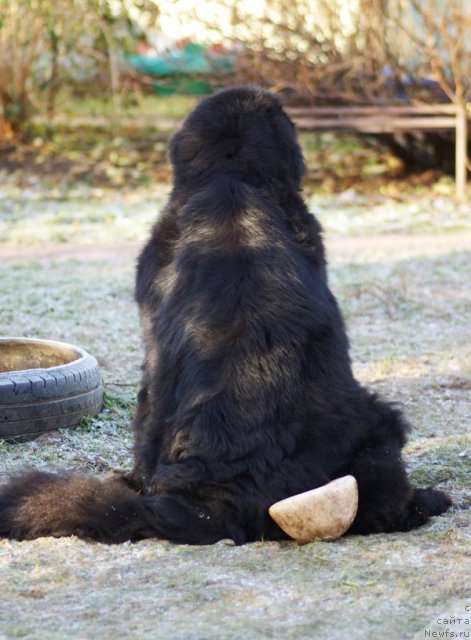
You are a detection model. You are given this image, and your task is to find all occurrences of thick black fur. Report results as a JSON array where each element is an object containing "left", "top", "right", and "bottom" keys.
[{"left": 0, "top": 86, "right": 451, "bottom": 544}]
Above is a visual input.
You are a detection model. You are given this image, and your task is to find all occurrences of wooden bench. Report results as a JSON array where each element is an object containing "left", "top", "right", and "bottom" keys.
[{"left": 285, "top": 104, "right": 469, "bottom": 200}]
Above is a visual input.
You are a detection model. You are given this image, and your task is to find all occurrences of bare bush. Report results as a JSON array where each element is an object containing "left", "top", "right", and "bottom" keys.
[
  {"left": 208, "top": 0, "right": 469, "bottom": 171},
  {"left": 222, "top": 0, "right": 471, "bottom": 106},
  {"left": 0, "top": 0, "right": 160, "bottom": 137}
]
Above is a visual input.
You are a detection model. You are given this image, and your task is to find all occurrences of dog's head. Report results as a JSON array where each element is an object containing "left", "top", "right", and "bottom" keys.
[{"left": 169, "top": 86, "right": 305, "bottom": 191}]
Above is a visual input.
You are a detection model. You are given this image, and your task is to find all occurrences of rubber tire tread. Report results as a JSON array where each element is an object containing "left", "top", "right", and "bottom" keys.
[{"left": 0, "top": 351, "right": 103, "bottom": 442}]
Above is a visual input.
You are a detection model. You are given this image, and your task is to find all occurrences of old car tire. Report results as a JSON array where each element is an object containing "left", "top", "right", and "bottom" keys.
[{"left": 0, "top": 337, "right": 103, "bottom": 442}]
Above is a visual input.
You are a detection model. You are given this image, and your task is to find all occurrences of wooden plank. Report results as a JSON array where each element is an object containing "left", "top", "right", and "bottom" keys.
[
  {"left": 286, "top": 102, "right": 468, "bottom": 201},
  {"left": 292, "top": 116, "right": 457, "bottom": 131},
  {"left": 455, "top": 104, "right": 468, "bottom": 201},
  {"left": 286, "top": 105, "right": 458, "bottom": 116}
]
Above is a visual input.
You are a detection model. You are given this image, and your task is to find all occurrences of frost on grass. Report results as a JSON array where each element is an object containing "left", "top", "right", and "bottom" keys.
[
  {"left": 0, "top": 192, "right": 469, "bottom": 640},
  {"left": 1, "top": 181, "right": 471, "bottom": 248},
  {"left": 0, "top": 393, "right": 135, "bottom": 475},
  {"left": 0, "top": 184, "right": 168, "bottom": 246},
  {"left": 313, "top": 193, "right": 471, "bottom": 234}
]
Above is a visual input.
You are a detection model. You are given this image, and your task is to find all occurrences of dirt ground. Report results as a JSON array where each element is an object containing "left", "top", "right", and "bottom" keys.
[
  {"left": 0, "top": 201, "right": 470, "bottom": 639},
  {"left": 3, "top": 231, "right": 471, "bottom": 262}
]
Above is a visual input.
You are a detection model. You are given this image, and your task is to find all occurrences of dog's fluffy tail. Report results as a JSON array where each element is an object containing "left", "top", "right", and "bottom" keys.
[
  {"left": 0, "top": 470, "right": 155, "bottom": 543},
  {"left": 0, "top": 470, "right": 243, "bottom": 544}
]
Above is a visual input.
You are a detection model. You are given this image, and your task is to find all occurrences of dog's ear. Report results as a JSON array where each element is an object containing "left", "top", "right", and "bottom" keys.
[
  {"left": 169, "top": 130, "right": 201, "bottom": 167},
  {"left": 270, "top": 85, "right": 296, "bottom": 105}
]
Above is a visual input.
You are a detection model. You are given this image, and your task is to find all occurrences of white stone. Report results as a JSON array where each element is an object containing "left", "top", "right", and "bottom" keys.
[{"left": 268, "top": 475, "right": 359, "bottom": 542}]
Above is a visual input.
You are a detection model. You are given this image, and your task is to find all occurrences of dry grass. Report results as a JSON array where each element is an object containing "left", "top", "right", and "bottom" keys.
[{"left": 0, "top": 185, "right": 469, "bottom": 639}]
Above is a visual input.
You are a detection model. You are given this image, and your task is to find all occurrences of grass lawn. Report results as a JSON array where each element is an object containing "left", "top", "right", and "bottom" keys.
[{"left": 0, "top": 127, "right": 469, "bottom": 638}]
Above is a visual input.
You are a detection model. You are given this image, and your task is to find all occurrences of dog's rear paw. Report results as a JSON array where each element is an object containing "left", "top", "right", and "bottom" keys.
[{"left": 410, "top": 488, "right": 452, "bottom": 518}]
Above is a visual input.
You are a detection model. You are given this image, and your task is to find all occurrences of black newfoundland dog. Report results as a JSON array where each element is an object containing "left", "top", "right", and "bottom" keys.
[{"left": 0, "top": 86, "right": 451, "bottom": 544}]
